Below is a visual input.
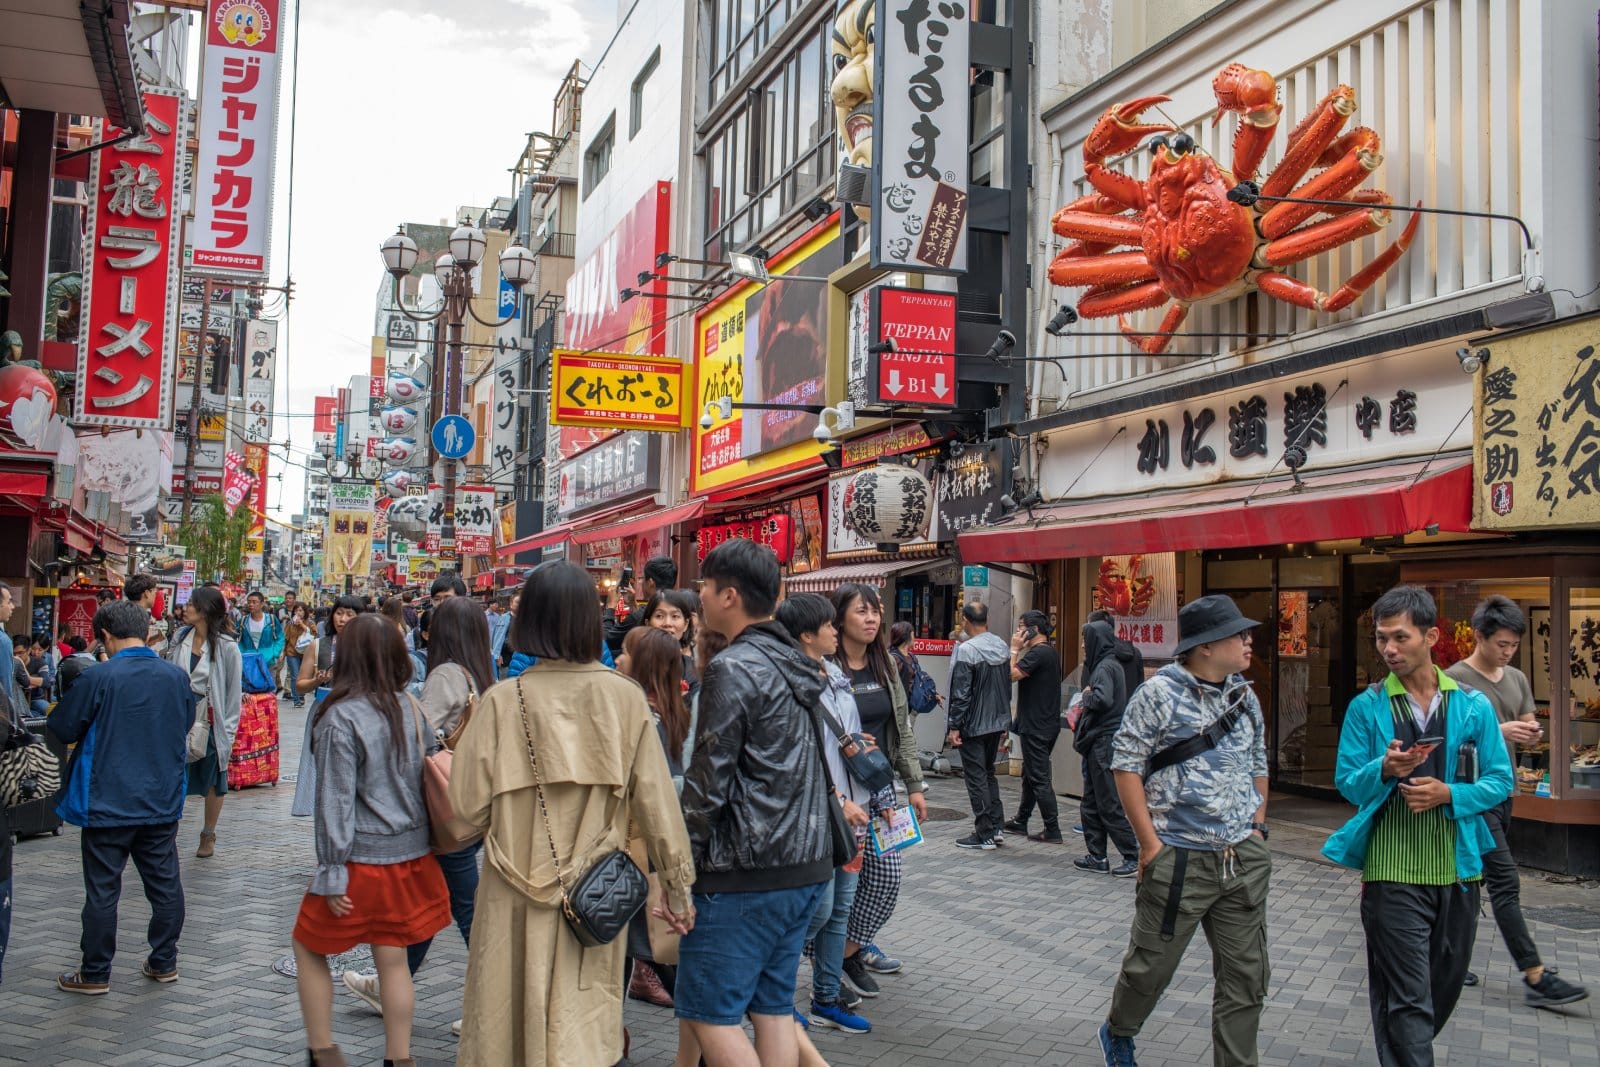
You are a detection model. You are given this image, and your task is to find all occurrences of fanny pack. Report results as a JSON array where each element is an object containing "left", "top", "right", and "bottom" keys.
[{"left": 816, "top": 699, "right": 896, "bottom": 794}]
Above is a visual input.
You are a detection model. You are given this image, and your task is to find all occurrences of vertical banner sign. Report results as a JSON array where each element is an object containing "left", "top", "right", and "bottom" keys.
[
  {"left": 369, "top": 348, "right": 385, "bottom": 418},
  {"left": 871, "top": 0, "right": 970, "bottom": 273},
  {"left": 1092, "top": 552, "right": 1179, "bottom": 659},
  {"left": 326, "top": 482, "right": 376, "bottom": 582},
  {"left": 192, "top": 0, "right": 284, "bottom": 277},
  {"left": 243, "top": 441, "right": 269, "bottom": 536},
  {"left": 222, "top": 449, "right": 252, "bottom": 514},
  {"left": 869, "top": 287, "right": 957, "bottom": 406},
  {"left": 455, "top": 485, "right": 496, "bottom": 554},
  {"left": 424, "top": 483, "right": 443, "bottom": 553},
  {"left": 76, "top": 87, "right": 187, "bottom": 429}
]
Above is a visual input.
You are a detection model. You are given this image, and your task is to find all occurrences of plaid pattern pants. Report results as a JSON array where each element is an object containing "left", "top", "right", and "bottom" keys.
[{"left": 847, "top": 786, "right": 902, "bottom": 946}]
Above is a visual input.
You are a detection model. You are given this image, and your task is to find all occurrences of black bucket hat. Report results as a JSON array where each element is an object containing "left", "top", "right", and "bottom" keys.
[{"left": 1174, "top": 594, "right": 1258, "bottom": 655}]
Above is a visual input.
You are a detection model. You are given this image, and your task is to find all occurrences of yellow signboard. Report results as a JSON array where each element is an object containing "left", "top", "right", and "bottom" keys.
[
  {"left": 198, "top": 411, "right": 225, "bottom": 441},
  {"left": 691, "top": 220, "right": 841, "bottom": 493},
  {"left": 1474, "top": 317, "right": 1600, "bottom": 529},
  {"left": 551, "top": 350, "right": 688, "bottom": 431},
  {"left": 408, "top": 555, "right": 441, "bottom": 583}
]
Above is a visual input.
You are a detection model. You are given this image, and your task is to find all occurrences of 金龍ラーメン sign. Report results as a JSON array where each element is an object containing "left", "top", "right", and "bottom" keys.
[
  {"left": 552, "top": 350, "right": 687, "bottom": 431},
  {"left": 75, "top": 88, "right": 187, "bottom": 429}
]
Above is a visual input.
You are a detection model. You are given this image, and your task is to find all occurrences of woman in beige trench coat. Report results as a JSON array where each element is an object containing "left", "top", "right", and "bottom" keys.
[{"left": 449, "top": 561, "right": 695, "bottom": 1067}]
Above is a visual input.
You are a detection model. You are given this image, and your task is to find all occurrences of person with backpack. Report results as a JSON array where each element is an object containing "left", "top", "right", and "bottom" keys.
[
  {"left": 1003, "top": 610, "right": 1065, "bottom": 843},
  {"left": 888, "top": 622, "right": 941, "bottom": 717},
  {"left": 1073, "top": 617, "right": 1142, "bottom": 876},
  {"left": 163, "top": 586, "right": 242, "bottom": 861},
  {"left": 56, "top": 635, "right": 96, "bottom": 699}
]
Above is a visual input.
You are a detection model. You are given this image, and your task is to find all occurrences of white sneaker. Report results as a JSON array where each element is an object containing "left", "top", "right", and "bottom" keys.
[
  {"left": 341, "top": 970, "right": 383, "bottom": 1015},
  {"left": 451, "top": 1019, "right": 462, "bottom": 1037}
]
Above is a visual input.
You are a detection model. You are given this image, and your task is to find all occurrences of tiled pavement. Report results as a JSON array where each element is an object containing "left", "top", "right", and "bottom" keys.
[{"left": 2, "top": 699, "right": 1597, "bottom": 1066}]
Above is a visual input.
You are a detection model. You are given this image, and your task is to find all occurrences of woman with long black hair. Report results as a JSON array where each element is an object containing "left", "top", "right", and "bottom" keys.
[
  {"left": 827, "top": 582, "right": 927, "bottom": 998},
  {"left": 292, "top": 596, "right": 364, "bottom": 820},
  {"left": 292, "top": 614, "right": 449, "bottom": 1067},
  {"left": 164, "top": 585, "right": 242, "bottom": 859}
]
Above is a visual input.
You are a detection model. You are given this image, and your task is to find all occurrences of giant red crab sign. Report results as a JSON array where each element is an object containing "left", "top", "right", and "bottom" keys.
[{"left": 1050, "top": 63, "right": 1421, "bottom": 354}]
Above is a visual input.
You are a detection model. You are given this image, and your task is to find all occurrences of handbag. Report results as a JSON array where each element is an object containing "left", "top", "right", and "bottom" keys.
[
  {"left": 514, "top": 678, "right": 647, "bottom": 948},
  {"left": 240, "top": 651, "right": 275, "bottom": 694},
  {"left": 644, "top": 870, "right": 680, "bottom": 964},
  {"left": 187, "top": 698, "right": 213, "bottom": 763},
  {"left": 0, "top": 723, "right": 61, "bottom": 808},
  {"left": 801, "top": 696, "right": 857, "bottom": 868},
  {"left": 814, "top": 700, "right": 895, "bottom": 794},
  {"left": 410, "top": 695, "right": 482, "bottom": 855}
]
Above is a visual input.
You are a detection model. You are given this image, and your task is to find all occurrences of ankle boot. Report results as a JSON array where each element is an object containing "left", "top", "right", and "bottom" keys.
[{"left": 307, "top": 1048, "right": 348, "bottom": 1067}]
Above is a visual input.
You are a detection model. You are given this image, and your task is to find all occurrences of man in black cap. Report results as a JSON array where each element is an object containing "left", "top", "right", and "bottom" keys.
[
  {"left": 1003, "top": 610, "right": 1063, "bottom": 842},
  {"left": 1097, "top": 594, "right": 1271, "bottom": 1067}
]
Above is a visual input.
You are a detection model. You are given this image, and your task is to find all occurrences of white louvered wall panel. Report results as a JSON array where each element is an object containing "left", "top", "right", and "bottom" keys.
[{"left": 1042, "top": 0, "right": 1537, "bottom": 397}]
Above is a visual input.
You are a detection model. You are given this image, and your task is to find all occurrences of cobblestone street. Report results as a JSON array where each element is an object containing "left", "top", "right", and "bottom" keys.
[{"left": 2, "top": 698, "right": 1596, "bottom": 1066}]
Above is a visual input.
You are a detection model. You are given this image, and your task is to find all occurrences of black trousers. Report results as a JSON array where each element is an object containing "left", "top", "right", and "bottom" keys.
[
  {"left": 80, "top": 822, "right": 185, "bottom": 981},
  {"left": 1481, "top": 798, "right": 1540, "bottom": 972},
  {"left": 959, "top": 731, "right": 1005, "bottom": 839},
  {"left": 1080, "top": 732, "right": 1139, "bottom": 862},
  {"left": 1361, "top": 880, "right": 1479, "bottom": 1067},
  {"left": 1012, "top": 731, "right": 1060, "bottom": 832}
]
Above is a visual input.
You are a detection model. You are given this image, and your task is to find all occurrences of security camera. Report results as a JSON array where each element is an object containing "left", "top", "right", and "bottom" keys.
[
  {"left": 700, "top": 412, "right": 715, "bottom": 430},
  {"left": 813, "top": 420, "right": 834, "bottom": 442},
  {"left": 948, "top": 440, "right": 965, "bottom": 458}
]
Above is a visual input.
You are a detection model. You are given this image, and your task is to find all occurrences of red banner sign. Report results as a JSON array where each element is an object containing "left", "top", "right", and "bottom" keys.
[
  {"left": 695, "top": 514, "right": 793, "bottom": 562},
  {"left": 313, "top": 395, "right": 339, "bottom": 434},
  {"left": 911, "top": 638, "right": 957, "bottom": 657},
  {"left": 222, "top": 450, "right": 251, "bottom": 514},
  {"left": 75, "top": 88, "right": 186, "bottom": 429},
  {"left": 244, "top": 442, "right": 268, "bottom": 536},
  {"left": 870, "top": 287, "right": 957, "bottom": 408}
]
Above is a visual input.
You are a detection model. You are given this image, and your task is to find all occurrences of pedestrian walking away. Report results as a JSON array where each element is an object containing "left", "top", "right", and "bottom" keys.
[
  {"left": 1325, "top": 585, "right": 1515, "bottom": 1067},
  {"left": 47, "top": 599, "right": 194, "bottom": 995},
  {"left": 164, "top": 586, "right": 243, "bottom": 860},
  {"left": 1100, "top": 594, "right": 1272, "bottom": 1067},
  {"left": 947, "top": 601, "right": 1012, "bottom": 850},
  {"left": 1005, "top": 609, "right": 1065, "bottom": 844},
  {"left": 1071, "top": 617, "right": 1141, "bottom": 875},
  {"left": 291, "top": 614, "right": 452, "bottom": 1067}
]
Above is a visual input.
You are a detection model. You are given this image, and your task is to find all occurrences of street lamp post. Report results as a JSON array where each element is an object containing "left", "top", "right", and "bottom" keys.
[{"left": 380, "top": 226, "right": 534, "bottom": 570}]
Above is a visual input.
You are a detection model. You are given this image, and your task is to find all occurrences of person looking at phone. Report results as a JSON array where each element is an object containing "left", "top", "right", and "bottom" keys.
[
  {"left": 1003, "top": 611, "right": 1066, "bottom": 844},
  {"left": 1324, "top": 585, "right": 1513, "bottom": 1067},
  {"left": 605, "top": 556, "right": 677, "bottom": 653},
  {"left": 1445, "top": 596, "right": 1587, "bottom": 1008}
]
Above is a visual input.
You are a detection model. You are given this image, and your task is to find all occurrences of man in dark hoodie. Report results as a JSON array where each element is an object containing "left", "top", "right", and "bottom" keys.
[
  {"left": 677, "top": 537, "right": 833, "bottom": 1064},
  {"left": 1074, "top": 618, "right": 1141, "bottom": 877},
  {"left": 947, "top": 601, "right": 1015, "bottom": 850}
]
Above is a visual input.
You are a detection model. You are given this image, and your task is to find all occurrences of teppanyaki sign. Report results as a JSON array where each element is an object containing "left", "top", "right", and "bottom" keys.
[
  {"left": 551, "top": 350, "right": 688, "bottom": 431},
  {"left": 869, "top": 286, "right": 957, "bottom": 407}
]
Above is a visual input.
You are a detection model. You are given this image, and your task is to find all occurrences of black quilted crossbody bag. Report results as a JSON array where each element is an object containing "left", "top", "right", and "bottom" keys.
[{"left": 515, "top": 679, "right": 647, "bottom": 948}]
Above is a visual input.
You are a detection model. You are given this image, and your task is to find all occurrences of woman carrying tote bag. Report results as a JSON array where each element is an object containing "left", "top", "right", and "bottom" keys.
[{"left": 164, "top": 586, "right": 242, "bottom": 859}]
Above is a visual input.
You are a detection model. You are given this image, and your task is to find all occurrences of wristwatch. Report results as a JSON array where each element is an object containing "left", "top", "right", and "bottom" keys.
[{"left": 1249, "top": 821, "right": 1269, "bottom": 840}]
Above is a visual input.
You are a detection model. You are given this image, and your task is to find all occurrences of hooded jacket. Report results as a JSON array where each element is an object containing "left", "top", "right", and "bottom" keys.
[
  {"left": 1075, "top": 620, "right": 1128, "bottom": 753},
  {"left": 948, "top": 629, "right": 1013, "bottom": 738},
  {"left": 679, "top": 621, "right": 833, "bottom": 893}
]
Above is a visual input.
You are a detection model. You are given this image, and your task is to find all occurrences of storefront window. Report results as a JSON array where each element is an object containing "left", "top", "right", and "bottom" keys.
[{"left": 1563, "top": 585, "right": 1600, "bottom": 792}]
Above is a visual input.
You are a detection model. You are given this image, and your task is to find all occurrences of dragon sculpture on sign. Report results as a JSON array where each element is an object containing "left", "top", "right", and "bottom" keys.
[{"left": 1050, "top": 64, "right": 1420, "bottom": 354}]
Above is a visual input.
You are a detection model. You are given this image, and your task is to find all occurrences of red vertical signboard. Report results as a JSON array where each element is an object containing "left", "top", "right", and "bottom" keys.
[
  {"left": 75, "top": 88, "right": 187, "bottom": 429},
  {"left": 869, "top": 287, "right": 958, "bottom": 408}
]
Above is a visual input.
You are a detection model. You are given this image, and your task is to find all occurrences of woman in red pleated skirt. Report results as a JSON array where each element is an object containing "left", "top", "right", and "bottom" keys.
[{"left": 292, "top": 614, "right": 449, "bottom": 1067}]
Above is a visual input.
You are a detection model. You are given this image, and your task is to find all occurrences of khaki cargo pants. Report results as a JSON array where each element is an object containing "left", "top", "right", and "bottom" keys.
[{"left": 1107, "top": 834, "right": 1272, "bottom": 1066}]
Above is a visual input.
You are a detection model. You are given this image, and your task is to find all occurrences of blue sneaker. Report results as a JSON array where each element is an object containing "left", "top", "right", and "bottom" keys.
[
  {"left": 810, "top": 999, "right": 871, "bottom": 1034},
  {"left": 1098, "top": 1022, "right": 1137, "bottom": 1066},
  {"left": 859, "top": 943, "right": 902, "bottom": 974}
]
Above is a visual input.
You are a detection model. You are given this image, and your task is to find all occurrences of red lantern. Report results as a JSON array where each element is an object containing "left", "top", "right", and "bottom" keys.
[{"left": 0, "top": 364, "right": 58, "bottom": 448}]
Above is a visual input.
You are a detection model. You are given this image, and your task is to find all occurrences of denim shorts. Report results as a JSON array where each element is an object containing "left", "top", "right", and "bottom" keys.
[{"left": 675, "top": 881, "right": 827, "bottom": 1026}]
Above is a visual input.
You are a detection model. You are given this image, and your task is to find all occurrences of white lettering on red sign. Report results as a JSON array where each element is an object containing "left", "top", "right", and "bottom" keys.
[{"left": 873, "top": 286, "right": 958, "bottom": 408}]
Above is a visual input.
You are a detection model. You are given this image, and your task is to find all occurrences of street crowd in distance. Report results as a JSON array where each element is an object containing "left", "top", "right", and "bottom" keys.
[{"left": 0, "top": 539, "right": 1589, "bottom": 1067}]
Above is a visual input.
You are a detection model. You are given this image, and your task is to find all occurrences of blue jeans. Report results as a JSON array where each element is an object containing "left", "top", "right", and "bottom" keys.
[
  {"left": 675, "top": 881, "right": 827, "bottom": 1026},
  {"left": 406, "top": 842, "right": 481, "bottom": 974},
  {"left": 0, "top": 875, "right": 12, "bottom": 983},
  {"left": 805, "top": 867, "right": 859, "bottom": 1004},
  {"left": 284, "top": 656, "right": 302, "bottom": 700}
]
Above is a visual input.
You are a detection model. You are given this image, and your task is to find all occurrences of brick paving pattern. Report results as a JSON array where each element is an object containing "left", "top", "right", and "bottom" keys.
[{"left": 2, "top": 699, "right": 1595, "bottom": 1065}]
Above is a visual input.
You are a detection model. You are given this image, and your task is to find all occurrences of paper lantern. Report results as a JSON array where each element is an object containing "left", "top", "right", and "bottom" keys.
[
  {"left": 379, "top": 405, "right": 419, "bottom": 433},
  {"left": 840, "top": 463, "right": 932, "bottom": 551},
  {"left": 387, "top": 372, "right": 424, "bottom": 403},
  {"left": 380, "top": 437, "right": 418, "bottom": 464},
  {"left": 386, "top": 495, "right": 428, "bottom": 536},
  {"left": 0, "top": 363, "right": 57, "bottom": 448},
  {"left": 382, "top": 470, "right": 415, "bottom": 498}
]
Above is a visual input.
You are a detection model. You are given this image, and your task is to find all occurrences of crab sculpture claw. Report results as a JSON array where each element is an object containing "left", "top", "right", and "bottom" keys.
[
  {"left": 1085, "top": 95, "right": 1174, "bottom": 165},
  {"left": 1211, "top": 63, "right": 1279, "bottom": 126}
]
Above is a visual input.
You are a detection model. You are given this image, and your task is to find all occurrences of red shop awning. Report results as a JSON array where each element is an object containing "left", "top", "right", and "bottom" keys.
[
  {"left": 958, "top": 456, "right": 1475, "bottom": 564},
  {"left": 0, "top": 470, "right": 49, "bottom": 496},
  {"left": 496, "top": 497, "right": 668, "bottom": 558},
  {"left": 571, "top": 499, "right": 706, "bottom": 546}
]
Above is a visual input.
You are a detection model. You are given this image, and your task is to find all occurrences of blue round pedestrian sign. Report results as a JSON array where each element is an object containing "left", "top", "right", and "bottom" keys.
[{"left": 431, "top": 415, "right": 475, "bottom": 460}]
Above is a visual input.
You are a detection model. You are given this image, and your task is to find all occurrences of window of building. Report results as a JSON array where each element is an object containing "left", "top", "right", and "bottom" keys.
[
  {"left": 630, "top": 48, "right": 661, "bottom": 139},
  {"left": 707, "top": 0, "right": 812, "bottom": 105},
  {"left": 582, "top": 113, "right": 616, "bottom": 199}
]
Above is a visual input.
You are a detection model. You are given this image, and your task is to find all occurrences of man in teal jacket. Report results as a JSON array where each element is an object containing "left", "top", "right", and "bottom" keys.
[{"left": 1323, "top": 585, "right": 1511, "bottom": 1067}]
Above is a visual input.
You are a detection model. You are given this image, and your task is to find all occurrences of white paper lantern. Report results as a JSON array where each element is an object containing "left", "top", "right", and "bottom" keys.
[
  {"left": 380, "top": 437, "right": 418, "bottom": 464},
  {"left": 840, "top": 463, "right": 932, "bottom": 550},
  {"left": 380, "top": 405, "right": 419, "bottom": 433},
  {"left": 383, "top": 470, "right": 415, "bottom": 498},
  {"left": 387, "top": 372, "right": 424, "bottom": 403}
]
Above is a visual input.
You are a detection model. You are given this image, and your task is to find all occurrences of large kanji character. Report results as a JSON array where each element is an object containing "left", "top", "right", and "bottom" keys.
[
  {"left": 1136, "top": 418, "right": 1169, "bottom": 475},
  {"left": 1180, "top": 408, "right": 1216, "bottom": 468},
  {"left": 1227, "top": 395, "right": 1268, "bottom": 459},
  {"left": 102, "top": 161, "right": 166, "bottom": 219},
  {"left": 1283, "top": 383, "right": 1328, "bottom": 451},
  {"left": 1561, "top": 346, "right": 1600, "bottom": 424}
]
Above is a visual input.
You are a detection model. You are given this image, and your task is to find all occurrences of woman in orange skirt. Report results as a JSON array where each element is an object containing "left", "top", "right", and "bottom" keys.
[{"left": 292, "top": 614, "right": 449, "bottom": 1067}]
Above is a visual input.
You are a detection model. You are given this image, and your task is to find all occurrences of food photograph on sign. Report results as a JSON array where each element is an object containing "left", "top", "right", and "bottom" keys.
[{"left": 745, "top": 242, "right": 835, "bottom": 452}]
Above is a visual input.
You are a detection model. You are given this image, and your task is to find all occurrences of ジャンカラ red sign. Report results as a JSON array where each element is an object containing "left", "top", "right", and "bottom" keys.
[
  {"left": 870, "top": 287, "right": 957, "bottom": 408},
  {"left": 75, "top": 88, "right": 187, "bottom": 429}
]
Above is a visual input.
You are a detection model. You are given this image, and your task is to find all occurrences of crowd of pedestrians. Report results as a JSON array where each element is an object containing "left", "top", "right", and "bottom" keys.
[{"left": 0, "top": 549, "right": 1590, "bottom": 1067}]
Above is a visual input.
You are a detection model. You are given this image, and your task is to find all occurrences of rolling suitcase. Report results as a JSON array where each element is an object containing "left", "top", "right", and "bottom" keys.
[
  {"left": 229, "top": 692, "right": 280, "bottom": 789},
  {"left": 4, "top": 716, "right": 66, "bottom": 839}
]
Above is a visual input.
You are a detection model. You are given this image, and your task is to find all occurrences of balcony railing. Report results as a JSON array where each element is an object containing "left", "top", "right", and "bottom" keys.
[{"left": 534, "top": 231, "right": 575, "bottom": 259}]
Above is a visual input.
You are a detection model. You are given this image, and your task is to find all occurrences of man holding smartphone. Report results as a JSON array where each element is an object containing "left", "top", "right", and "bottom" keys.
[
  {"left": 1324, "top": 585, "right": 1513, "bottom": 1067},
  {"left": 1445, "top": 596, "right": 1587, "bottom": 1007}
]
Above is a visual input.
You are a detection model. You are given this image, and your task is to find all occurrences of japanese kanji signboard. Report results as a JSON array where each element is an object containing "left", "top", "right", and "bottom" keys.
[
  {"left": 243, "top": 441, "right": 269, "bottom": 536},
  {"left": 76, "top": 87, "right": 187, "bottom": 429},
  {"left": 1473, "top": 318, "right": 1600, "bottom": 530},
  {"left": 552, "top": 350, "right": 688, "bottom": 431},
  {"left": 455, "top": 485, "right": 496, "bottom": 555},
  {"left": 192, "top": 0, "right": 283, "bottom": 277},
  {"left": 870, "top": 287, "right": 957, "bottom": 407}
]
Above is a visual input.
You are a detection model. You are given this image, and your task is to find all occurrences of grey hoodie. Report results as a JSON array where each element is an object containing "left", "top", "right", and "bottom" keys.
[{"left": 948, "top": 630, "right": 1013, "bottom": 737}]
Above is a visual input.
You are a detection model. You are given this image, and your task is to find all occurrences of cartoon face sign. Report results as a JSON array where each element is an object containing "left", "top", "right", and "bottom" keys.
[
  {"left": 831, "top": 0, "right": 875, "bottom": 218},
  {"left": 215, "top": 1, "right": 271, "bottom": 48}
]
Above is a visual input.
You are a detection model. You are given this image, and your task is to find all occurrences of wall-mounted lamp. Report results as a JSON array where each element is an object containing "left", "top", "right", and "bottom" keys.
[
  {"left": 1456, "top": 346, "right": 1488, "bottom": 374},
  {"left": 1045, "top": 305, "right": 1079, "bottom": 337},
  {"left": 984, "top": 329, "right": 1017, "bottom": 361},
  {"left": 801, "top": 197, "right": 832, "bottom": 222}
]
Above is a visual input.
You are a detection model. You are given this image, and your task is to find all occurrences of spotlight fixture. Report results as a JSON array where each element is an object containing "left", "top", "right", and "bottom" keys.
[
  {"left": 1456, "top": 346, "right": 1488, "bottom": 374},
  {"left": 867, "top": 338, "right": 898, "bottom": 355},
  {"left": 948, "top": 440, "right": 965, "bottom": 458},
  {"left": 1015, "top": 490, "right": 1044, "bottom": 510},
  {"left": 1226, "top": 180, "right": 1262, "bottom": 206},
  {"left": 655, "top": 251, "right": 676, "bottom": 269},
  {"left": 1045, "top": 304, "right": 1079, "bottom": 337},
  {"left": 729, "top": 251, "right": 770, "bottom": 284},
  {"left": 620, "top": 287, "right": 637, "bottom": 303},
  {"left": 984, "top": 329, "right": 1017, "bottom": 361},
  {"left": 801, "top": 196, "right": 832, "bottom": 222},
  {"left": 637, "top": 270, "right": 654, "bottom": 287}
]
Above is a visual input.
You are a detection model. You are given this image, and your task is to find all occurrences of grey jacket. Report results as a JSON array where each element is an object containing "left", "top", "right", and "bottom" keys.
[
  {"left": 308, "top": 693, "right": 433, "bottom": 895},
  {"left": 948, "top": 630, "right": 1013, "bottom": 738},
  {"left": 164, "top": 628, "right": 243, "bottom": 762}
]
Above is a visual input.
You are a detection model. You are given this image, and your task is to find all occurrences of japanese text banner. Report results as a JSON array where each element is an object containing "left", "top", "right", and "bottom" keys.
[
  {"left": 76, "top": 87, "right": 187, "bottom": 429},
  {"left": 192, "top": 0, "right": 283, "bottom": 277},
  {"left": 455, "top": 485, "right": 496, "bottom": 555},
  {"left": 552, "top": 351, "right": 688, "bottom": 431}
]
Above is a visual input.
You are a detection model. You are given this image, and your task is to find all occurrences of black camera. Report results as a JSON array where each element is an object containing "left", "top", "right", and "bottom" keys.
[{"left": 1455, "top": 741, "right": 1479, "bottom": 785}]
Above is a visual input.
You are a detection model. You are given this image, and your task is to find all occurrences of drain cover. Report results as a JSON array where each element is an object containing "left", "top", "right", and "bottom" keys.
[
  {"left": 1523, "top": 905, "right": 1600, "bottom": 932},
  {"left": 921, "top": 806, "right": 966, "bottom": 822},
  {"left": 273, "top": 944, "right": 373, "bottom": 978}
]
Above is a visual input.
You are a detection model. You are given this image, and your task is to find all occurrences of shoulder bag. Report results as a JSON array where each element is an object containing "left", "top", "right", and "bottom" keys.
[
  {"left": 514, "top": 677, "right": 647, "bottom": 948},
  {"left": 1143, "top": 686, "right": 1252, "bottom": 781},
  {"left": 0, "top": 715, "right": 61, "bottom": 808},
  {"left": 814, "top": 698, "right": 895, "bottom": 794},
  {"left": 411, "top": 695, "right": 482, "bottom": 855}
]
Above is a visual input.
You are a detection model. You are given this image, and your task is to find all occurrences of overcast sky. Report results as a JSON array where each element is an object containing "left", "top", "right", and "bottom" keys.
[{"left": 264, "top": 0, "right": 610, "bottom": 519}]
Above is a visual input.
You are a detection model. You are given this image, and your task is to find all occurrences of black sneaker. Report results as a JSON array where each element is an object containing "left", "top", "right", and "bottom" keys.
[
  {"left": 1526, "top": 971, "right": 1589, "bottom": 1008},
  {"left": 839, "top": 984, "right": 863, "bottom": 1010},
  {"left": 1074, "top": 854, "right": 1110, "bottom": 873},
  {"left": 1111, "top": 860, "right": 1139, "bottom": 878},
  {"left": 1463, "top": 971, "right": 1479, "bottom": 987},
  {"left": 955, "top": 834, "right": 997, "bottom": 851},
  {"left": 1003, "top": 819, "right": 1029, "bottom": 835},
  {"left": 842, "top": 954, "right": 880, "bottom": 997}
]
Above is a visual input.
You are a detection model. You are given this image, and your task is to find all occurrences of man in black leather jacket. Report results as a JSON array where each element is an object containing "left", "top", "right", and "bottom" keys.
[
  {"left": 947, "top": 601, "right": 1015, "bottom": 850},
  {"left": 677, "top": 537, "right": 833, "bottom": 1063}
]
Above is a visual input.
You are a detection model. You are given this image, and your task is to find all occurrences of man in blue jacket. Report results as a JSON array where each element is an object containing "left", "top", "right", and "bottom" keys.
[
  {"left": 48, "top": 599, "right": 195, "bottom": 995},
  {"left": 1323, "top": 585, "right": 1512, "bottom": 1067}
]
